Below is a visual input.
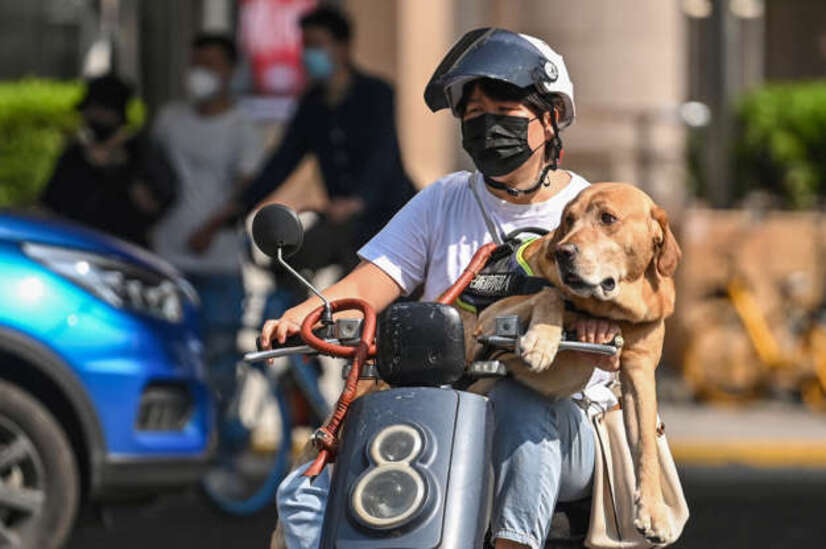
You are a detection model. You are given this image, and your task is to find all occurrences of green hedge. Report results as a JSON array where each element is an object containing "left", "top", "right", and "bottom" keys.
[
  {"left": 0, "top": 79, "right": 145, "bottom": 206},
  {"left": 736, "top": 81, "right": 826, "bottom": 209}
]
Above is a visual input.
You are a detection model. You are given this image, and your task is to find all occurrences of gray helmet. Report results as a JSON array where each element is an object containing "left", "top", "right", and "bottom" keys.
[{"left": 424, "top": 28, "right": 575, "bottom": 128}]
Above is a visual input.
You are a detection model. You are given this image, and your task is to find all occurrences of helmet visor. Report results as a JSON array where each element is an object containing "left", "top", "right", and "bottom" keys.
[{"left": 424, "top": 28, "right": 547, "bottom": 114}]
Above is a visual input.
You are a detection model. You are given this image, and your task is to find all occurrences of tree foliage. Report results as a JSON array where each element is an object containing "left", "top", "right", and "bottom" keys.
[
  {"left": 0, "top": 79, "right": 144, "bottom": 206},
  {"left": 736, "top": 81, "right": 826, "bottom": 209}
]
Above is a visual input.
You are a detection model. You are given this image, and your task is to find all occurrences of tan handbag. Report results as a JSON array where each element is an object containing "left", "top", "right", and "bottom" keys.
[{"left": 585, "top": 405, "right": 689, "bottom": 549}]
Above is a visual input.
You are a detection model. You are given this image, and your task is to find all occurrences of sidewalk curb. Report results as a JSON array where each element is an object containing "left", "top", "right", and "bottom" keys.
[{"left": 672, "top": 439, "right": 826, "bottom": 468}]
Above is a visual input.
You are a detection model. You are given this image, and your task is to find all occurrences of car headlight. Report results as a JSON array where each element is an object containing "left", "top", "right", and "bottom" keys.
[
  {"left": 23, "top": 243, "right": 196, "bottom": 323},
  {"left": 351, "top": 424, "right": 426, "bottom": 529}
]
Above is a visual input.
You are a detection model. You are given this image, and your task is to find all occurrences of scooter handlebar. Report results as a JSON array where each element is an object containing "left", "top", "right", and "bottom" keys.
[
  {"left": 477, "top": 333, "right": 623, "bottom": 356},
  {"left": 243, "top": 331, "right": 337, "bottom": 363},
  {"left": 246, "top": 322, "right": 624, "bottom": 363}
]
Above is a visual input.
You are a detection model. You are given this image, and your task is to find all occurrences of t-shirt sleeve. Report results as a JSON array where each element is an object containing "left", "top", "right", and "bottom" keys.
[{"left": 357, "top": 182, "right": 439, "bottom": 295}]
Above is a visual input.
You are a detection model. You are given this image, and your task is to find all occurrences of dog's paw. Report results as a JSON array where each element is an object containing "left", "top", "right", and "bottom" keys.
[
  {"left": 519, "top": 326, "right": 560, "bottom": 373},
  {"left": 634, "top": 492, "right": 675, "bottom": 545}
]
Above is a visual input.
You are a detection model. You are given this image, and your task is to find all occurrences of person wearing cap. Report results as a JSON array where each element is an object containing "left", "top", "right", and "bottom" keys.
[
  {"left": 264, "top": 29, "right": 622, "bottom": 549},
  {"left": 40, "top": 74, "right": 177, "bottom": 247}
]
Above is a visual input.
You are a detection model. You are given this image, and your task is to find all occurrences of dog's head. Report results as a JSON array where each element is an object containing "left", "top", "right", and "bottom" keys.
[{"left": 546, "top": 183, "right": 681, "bottom": 308}]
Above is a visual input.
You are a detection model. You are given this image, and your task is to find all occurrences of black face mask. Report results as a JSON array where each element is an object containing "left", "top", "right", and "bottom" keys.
[
  {"left": 87, "top": 121, "right": 120, "bottom": 142},
  {"left": 461, "top": 113, "right": 541, "bottom": 177}
]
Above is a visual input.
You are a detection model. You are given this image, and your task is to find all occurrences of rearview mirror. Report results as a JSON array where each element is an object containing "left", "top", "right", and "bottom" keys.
[{"left": 251, "top": 204, "right": 304, "bottom": 259}]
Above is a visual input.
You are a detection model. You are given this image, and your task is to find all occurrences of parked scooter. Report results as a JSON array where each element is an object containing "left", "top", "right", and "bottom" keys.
[{"left": 245, "top": 204, "right": 620, "bottom": 548}]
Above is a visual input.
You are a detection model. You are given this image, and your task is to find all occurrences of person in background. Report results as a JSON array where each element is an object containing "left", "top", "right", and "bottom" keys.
[
  {"left": 194, "top": 5, "right": 416, "bottom": 275},
  {"left": 41, "top": 74, "right": 176, "bottom": 247},
  {"left": 151, "top": 33, "right": 267, "bottom": 393}
]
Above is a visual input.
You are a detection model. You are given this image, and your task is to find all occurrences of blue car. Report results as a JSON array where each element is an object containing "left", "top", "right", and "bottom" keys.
[{"left": 0, "top": 212, "right": 214, "bottom": 548}]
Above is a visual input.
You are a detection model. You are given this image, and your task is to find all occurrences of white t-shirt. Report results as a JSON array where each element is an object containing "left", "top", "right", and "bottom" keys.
[
  {"left": 151, "top": 102, "right": 266, "bottom": 274},
  {"left": 358, "top": 170, "right": 617, "bottom": 406}
]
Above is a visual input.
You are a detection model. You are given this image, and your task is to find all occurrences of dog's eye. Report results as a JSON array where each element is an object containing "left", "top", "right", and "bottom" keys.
[
  {"left": 565, "top": 214, "right": 575, "bottom": 227},
  {"left": 601, "top": 212, "right": 617, "bottom": 225}
]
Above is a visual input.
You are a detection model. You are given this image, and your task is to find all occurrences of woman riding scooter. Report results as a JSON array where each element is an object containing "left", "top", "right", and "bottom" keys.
[{"left": 264, "top": 28, "right": 622, "bottom": 549}]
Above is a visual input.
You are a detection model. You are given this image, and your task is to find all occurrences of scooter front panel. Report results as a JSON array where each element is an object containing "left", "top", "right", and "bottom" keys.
[{"left": 320, "top": 386, "right": 493, "bottom": 548}]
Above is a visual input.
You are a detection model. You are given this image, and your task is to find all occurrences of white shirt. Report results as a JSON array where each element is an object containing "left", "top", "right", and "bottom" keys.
[
  {"left": 151, "top": 102, "right": 266, "bottom": 274},
  {"left": 358, "top": 170, "right": 617, "bottom": 407}
]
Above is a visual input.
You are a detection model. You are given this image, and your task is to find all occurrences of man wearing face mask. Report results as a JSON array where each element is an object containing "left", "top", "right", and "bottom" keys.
[
  {"left": 151, "top": 33, "right": 267, "bottom": 394},
  {"left": 40, "top": 74, "right": 177, "bottom": 247},
  {"left": 198, "top": 5, "right": 415, "bottom": 272}
]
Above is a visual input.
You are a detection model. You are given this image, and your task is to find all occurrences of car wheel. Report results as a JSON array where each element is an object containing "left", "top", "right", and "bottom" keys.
[{"left": 0, "top": 380, "right": 79, "bottom": 549}]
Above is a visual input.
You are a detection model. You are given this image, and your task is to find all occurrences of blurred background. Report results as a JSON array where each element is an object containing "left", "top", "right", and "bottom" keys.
[{"left": 2, "top": 0, "right": 826, "bottom": 548}]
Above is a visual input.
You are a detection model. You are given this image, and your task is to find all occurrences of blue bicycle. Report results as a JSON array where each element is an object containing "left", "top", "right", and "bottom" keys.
[
  {"left": 201, "top": 288, "right": 333, "bottom": 515},
  {"left": 200, "top": 212, "right": 360, "bottom": 515}
]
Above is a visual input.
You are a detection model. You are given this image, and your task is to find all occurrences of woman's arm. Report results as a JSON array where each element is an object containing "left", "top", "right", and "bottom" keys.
[
  {"left": 261, "top": 260, "right": 403, "bottom": 347},
  {"left": 263, "top": 176, "right": 437, "bottom": 348}
]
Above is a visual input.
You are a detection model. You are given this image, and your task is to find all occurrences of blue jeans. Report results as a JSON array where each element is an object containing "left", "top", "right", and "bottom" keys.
[
  {"left": 276, "top": 379, "right": 595, "bottom": 549},
  {"left": 187, "top": 272, "right": 244, "bottom": 398},
  {"left": 488, "top": 379, "right": 595, "bottom": 548}
]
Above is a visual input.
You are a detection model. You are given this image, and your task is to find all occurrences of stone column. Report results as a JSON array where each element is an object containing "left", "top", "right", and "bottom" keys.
[
  {"left": 395, "top": 0, "right": 456, "bottom": 187},
  {"left": 490, "top": 0, "right": 688, "bottom": 211}
]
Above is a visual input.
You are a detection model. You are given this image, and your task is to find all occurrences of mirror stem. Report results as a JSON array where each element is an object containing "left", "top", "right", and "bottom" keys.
[{"left": 276, "top": 248, "right": 334, "bottom": 325}]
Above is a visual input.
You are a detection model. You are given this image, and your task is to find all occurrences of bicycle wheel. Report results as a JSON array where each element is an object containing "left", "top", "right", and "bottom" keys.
[{"left": 201, "top": 379, "right": 293, "bottom": 516}]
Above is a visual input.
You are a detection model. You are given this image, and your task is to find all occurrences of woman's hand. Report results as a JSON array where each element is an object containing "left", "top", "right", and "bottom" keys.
[
  {"left": 260, "top": 308, "right": 305, "bottom": 348},
  {"left": 259, "top": 261, "right": 403, "bottom": 349},
  {"left": 574, "top": 318, "right": 622, "bottom": 372}
]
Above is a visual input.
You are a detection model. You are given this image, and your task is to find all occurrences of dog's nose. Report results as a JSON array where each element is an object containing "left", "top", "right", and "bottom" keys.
[{"left": 555, "top": 243, "right": 578, "bottom": 263}]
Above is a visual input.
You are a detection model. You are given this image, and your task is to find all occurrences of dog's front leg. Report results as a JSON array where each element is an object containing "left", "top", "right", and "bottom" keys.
[
  {"left": 517, "top": 287, "right": 564, "bottom": 372},
  {"left": 620, "top": 322, "right": 674, "bottom": 545},
  {"left": 472, "top": 289, "right": 564, "bottom": 373}
]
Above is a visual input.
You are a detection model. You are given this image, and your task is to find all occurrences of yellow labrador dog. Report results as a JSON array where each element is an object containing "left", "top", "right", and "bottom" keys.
[{"left": 464, "top": 182, "right": 681, "bottom": 544}]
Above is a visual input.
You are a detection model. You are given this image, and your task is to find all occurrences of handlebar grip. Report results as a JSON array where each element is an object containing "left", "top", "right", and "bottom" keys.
[
  {"left": 561, "top": 331, "right": 624, "bottom": 348},
  {"left": 256, "top": 330, "right": 325, "bottom": 351},
  {"left": 478, "top": 333, "right": 623, "bottom": 356}
]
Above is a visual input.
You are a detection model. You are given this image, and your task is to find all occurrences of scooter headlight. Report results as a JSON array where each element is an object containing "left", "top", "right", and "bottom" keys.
[
  {"left": 372, "top": 424, "right": 423, "bottom": 463},
  {"left": 352, "top": 464, "right": 425, "bottom": 526},
  {"left": 351, "top": 424, "right": 426, "bottom": 529}
]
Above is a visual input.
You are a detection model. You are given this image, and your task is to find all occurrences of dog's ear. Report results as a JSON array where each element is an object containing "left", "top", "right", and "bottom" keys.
[
  {"left": 652, "top": 206, "right": 681, "bottom": 278},
  {"left": 546, "top": 208, "right": 567, "bottom": 260}
]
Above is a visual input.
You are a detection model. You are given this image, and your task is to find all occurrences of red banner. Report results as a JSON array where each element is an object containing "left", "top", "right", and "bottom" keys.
[{"left": 238, "top": 0, "right": 316, "bottom": 96}]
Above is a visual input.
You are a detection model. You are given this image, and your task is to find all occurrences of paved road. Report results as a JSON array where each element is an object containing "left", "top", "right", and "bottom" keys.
[
  {"left": 676, "top": 467, "right": 826, "bottom": 548},
  {"left": 68, "top": 466, "right": 826, "bottom": 549}
]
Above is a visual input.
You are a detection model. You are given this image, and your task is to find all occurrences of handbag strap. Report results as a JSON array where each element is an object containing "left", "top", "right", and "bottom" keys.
[
  {"left": 469, "top": 172, "right": 505, "bottom": 245},
  {"left": 592, "top": 410, "right": 627, "bottom": 541},
  {"left": 574, "top": 393, "right": 621, "bottom": 418}
]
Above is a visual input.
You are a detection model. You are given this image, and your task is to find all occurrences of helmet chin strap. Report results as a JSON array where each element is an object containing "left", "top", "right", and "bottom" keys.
[
  {"left": 483, "top": 162, "right": 554, "bottom": 197},
  {"left": 484, "top": 115, "right": 564, "bottom": 197}
]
